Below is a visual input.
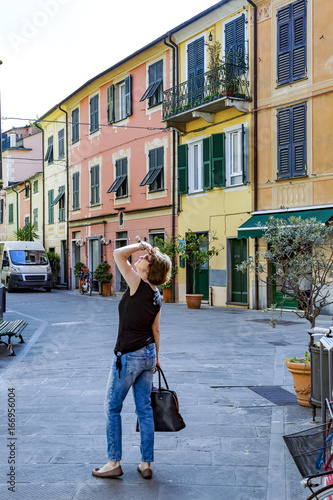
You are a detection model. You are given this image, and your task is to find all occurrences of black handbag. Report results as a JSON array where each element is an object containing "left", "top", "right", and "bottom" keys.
[{"left": 136, "top": 366, "right": 186, "bottom": 432}]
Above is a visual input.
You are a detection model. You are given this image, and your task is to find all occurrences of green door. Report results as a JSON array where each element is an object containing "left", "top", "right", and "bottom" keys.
[
  {"left": 189, "top": 237, "right": 209, "bottom": 300},
  {"left": 231, "top": 239, "right": 248, "bottom": 303},
  {"left": 271, "top": 264, "right": 298, "bottom": 310}
]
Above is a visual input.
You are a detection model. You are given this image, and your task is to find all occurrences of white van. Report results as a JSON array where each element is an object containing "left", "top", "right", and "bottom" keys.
[{"left": 0, "top": 241, "right": 53, "bottom": 292}]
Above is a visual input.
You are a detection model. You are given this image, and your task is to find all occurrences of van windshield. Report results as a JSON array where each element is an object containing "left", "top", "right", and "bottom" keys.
[{"left": 9, "top": 250, "right": 48, "bottom": 266}]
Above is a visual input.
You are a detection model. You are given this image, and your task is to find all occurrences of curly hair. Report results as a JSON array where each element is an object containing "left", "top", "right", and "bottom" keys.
[{"left": 147, "top": 247, "right": 172, "bottom": 286}]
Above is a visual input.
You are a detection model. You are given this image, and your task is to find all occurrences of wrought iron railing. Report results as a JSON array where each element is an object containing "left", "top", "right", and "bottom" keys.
[{"left": 162, "top": 61, "right": 251, "bottom": 121}]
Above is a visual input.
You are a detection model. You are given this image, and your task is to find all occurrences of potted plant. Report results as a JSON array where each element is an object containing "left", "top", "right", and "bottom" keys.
[
  {"left": 153, "top": 235, "right": 178, "bottom": 303},
  {"left": 94, "top": 261, "right": 112, "bottom": 296},
  {"left": 161, "top": 280, "right": 172, "bottom": 303},
  {"left": 178, "top": 230, "right": 221, "bottom": 309},
  {"left": 283, "top": 352, "right": 311, "bottom": 407},
  {"left": 237, "top": 215, "right": 333, "bottom": 409},
  {"left": 205, "top": 40, "right": 223, "bottom": 97},
  {"left": 47, "top": 251, "right": 61, "bottom": 287},
  {"left": 74, "top": 261, "right": 84, "bottom": 292}
]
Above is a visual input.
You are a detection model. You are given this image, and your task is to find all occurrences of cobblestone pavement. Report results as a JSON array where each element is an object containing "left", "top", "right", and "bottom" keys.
[{"left": 0, "top": 289, "right": 327, "bottom": 499}]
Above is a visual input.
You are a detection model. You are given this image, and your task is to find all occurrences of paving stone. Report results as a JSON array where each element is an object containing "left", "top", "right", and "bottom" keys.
[{"left": 0, "top": 290, "right": 319, "bottom": 500}]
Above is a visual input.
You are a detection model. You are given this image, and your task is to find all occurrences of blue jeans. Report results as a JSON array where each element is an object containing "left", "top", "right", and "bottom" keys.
[{"left": 104, "top": 344, "right": 156, "bottom": 462}]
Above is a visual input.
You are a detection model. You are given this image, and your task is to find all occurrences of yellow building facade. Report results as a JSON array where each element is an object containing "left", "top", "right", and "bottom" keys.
[
  {"left": 164, "top": 1, "right": 253, "bottom": 306},
  {"left": 41, "top": 108, "right": 68, "bottom": 285}
]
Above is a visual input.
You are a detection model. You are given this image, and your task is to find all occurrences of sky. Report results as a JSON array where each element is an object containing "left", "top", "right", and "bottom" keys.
[{"left": 0, "top": 0, "right": 220, "bottom": 132}]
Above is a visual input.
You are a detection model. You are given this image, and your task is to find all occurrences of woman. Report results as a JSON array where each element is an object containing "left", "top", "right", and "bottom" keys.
[{"left": 92, "top": 239, "right": 171, "bottom": 480}]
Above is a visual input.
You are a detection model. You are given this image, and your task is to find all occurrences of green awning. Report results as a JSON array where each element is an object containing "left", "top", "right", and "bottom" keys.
[{"left": 237, "top": 207, "right": 333, "bottom": 239}]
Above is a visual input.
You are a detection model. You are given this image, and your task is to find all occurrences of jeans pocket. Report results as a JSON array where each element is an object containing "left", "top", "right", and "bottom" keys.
[{"left": 126, "top": 355, "right": 146, "bottom": 375}]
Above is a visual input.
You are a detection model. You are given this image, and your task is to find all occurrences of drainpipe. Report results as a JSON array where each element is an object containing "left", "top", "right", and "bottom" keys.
[
  {"left": 247, "top": 0, "right": 259, "bottom": 310},
  {"left": 11, "top": 184, "right": 19, "bottom": 233},
  {"left": 163, "top": 35, "right": 179, "bottom": 303},
  {"left": 34, "top": 122, "right": 45, "bottom": 248},
  {"left": 26, "top": 180, "right": 32, "bottom": 226},
  {"left": 58, "top": 104, "right": 69, "bottom": 289}
]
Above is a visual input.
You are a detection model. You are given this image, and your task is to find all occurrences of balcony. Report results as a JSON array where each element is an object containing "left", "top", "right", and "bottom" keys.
[{"left": 162, "top": 61, "right": 251, "bottom": 131}]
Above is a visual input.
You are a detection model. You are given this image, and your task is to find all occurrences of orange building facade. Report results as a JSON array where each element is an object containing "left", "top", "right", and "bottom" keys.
[{"left": 238, "top": 0, "right": 333, "bottom": 311}]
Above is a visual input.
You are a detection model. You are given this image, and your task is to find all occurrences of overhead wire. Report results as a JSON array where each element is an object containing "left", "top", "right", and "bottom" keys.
[{"left": 2, "top": 116, "right": 169, "bottom": 132}]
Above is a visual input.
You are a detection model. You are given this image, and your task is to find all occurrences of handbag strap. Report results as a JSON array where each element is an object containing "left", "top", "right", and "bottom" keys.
[{"left": 157, "top": 366, "right": 169, "bottom": 391}]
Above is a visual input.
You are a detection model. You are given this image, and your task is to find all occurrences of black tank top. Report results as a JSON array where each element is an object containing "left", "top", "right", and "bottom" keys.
[{"left": 114, "top": 279, "right": 161, "bottom": 354}]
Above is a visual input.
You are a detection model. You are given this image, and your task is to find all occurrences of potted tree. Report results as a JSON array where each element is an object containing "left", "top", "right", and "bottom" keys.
[
  {"left": 178, "top": 230, "right": 221, "bottom": 309},
  {"left": 283, "top": 352, "right": 311, "bottom": 407},
  {"left": 94, "top": 261, "right": 112, "bottom": 296},
  {"left": 74, "top": 261, "right": 84, "bottom": 292},
  {"left": 237, "top": 215, "right": 333, "bottom": 409},
  {"left": 47, "top": 251, "right": 61, "bottom": 287},
  {"left": 153, "top": 235, "right": 178, "bottom": 303}
]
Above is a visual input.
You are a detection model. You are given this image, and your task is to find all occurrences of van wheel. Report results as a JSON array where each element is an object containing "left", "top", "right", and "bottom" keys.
[
  {"left": 45, "top": 287, "right": 52, "bottom": 292},
  {"left": 7, "top": 279, "right": 13, "bottom": 293}
]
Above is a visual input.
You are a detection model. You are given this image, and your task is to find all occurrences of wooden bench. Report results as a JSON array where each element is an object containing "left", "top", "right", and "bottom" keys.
[{"left": 0, "top": 319, "right": 28, "bottom": 356}]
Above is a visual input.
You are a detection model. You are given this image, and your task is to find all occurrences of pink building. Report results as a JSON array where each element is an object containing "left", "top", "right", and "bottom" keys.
[
  {"left": 0, "top": 126, "right": 43, "bottom": 240},
  {"left": 42, "top": 39, "right": 176, "bottom": 292}
]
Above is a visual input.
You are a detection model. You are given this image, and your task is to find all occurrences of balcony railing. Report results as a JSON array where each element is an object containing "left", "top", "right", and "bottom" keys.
[{"left": 162, "top": 61, "right": 251, "bottom": 121}]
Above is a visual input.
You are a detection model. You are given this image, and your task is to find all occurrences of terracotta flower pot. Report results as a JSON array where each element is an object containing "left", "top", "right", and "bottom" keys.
[
  {"left": 186, "top": 294, "right": 203, "bottom": 309},
  {"left": 102, "top": 282, "right": 111, "bottom": 296},
  {"left": 162, "top": 287, "right": 172, "bottom": 303},
  {"left": 286, "top": 361, "right": 311, "bottom": 407}
]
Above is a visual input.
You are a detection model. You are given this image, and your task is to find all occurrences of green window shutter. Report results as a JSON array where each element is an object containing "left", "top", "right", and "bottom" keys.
[
  {"left": 177, "top": 144, "right": 188, "bottom": 195},
  {"left": 33, "top": 208, "right": 38, "bottom": 231},
  {"left": 125, "top": 75, "right": 132, "bottom": 117},
  {"left": 202, "top": 137, "right": 211, "bottom": 190},
  {"left": 48, "top": 190, "right": 54, "bottom": 224},
  {"left": 211, "top": 133, "right": 225, "bottom": 187},
  {"left": 107, "top": 85, "right": 115, "bottom": 124},
  {"left": 8, "top": 203, "right": 14, "bottom": 224}
]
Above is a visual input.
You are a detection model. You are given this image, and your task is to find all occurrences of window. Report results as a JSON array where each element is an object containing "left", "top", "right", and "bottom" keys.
[
  {"left": 33, "top": 180, "right": 38, "bottom": 194},
  {"left": 225, "top": 124, "right": 248, "bottom": 186},
  {"left": 48, "top": 189, "right": 54, "bottom": 224},
  {"left": 72, "top": 108, "right": 79, "bottom": 143},
  {"left": 58, "top": 186, "right": 65, "bottom": 222},
  {"left": 73, "top": 172, "right": 80, "bottom": 210},
  {"left": 45, "top": 136, "right": 53, "bottom": 163},
  {"left": 33, "top": 208, "right": 38, "bottom": 230},
  {"left": 90, "top": 165, "right": 100, "bottom": 205},
  {"left": 107, "top": 158, "right": 128, "bottom": 198},
  {"left": 224, "top": 15, "right": 246, "bottom": 68},
  {"left": 25, "top": 184, "right": 30, "bottom": 198},
  {"left": 277, "top": 102, "right": 307, "bottom": 178},
  {"left": 58, "top": 129, "right": 65, "bottom": 159},
  {"left": 149, "top": 231, "right": 165, "bottom": 246},
  {"left": 90, "top": 94, "right": 99, "bottom": 133},
  {"left": 140, "top": 60, "right": 163, "bottom": 107},
  {"left": 188, "top": 141, "right": 203, "bottom": 193},
  {"left": 277, "top": 0, "right": 306, "bottom": 85},
  {"left": 50, "top": 186, "right": 65, "bottom": 221},
  {"left": 107, "top": 76, "right": 132, "bottom": 123},
  {"left": 140, "top": 147, "right": 164, "bottom": 192},
  {"left": 25, "top": 216, "right": 29, "bottom": 227},
  {"left": 177, "top": 134, "right": 226, "bottom": 194},
  {"left": 8, "top": 203, "right": 14, "bottom": 224},
  {"left": 0, "top": 199, "right": 3, "bottom": 224},
  {"left": 187, "top": 37, "right": 205, "bottom": 102}
]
